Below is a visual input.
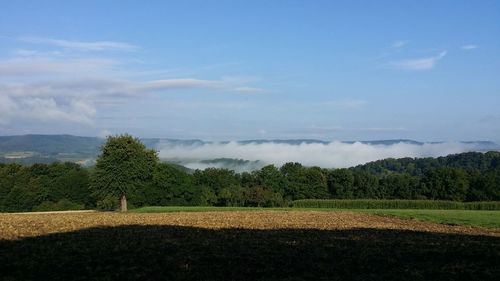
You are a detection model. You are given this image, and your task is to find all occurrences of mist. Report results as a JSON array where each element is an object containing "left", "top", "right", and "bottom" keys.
[{"left": 158, "top": 141, "right": 490, "bottom": 170}]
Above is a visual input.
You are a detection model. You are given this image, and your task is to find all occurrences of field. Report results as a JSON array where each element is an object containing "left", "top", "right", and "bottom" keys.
[
  {"left": 361, "top": 209, "right": 500, "bottom": 228},
  {"left": 291, "top": 199, "right": 500, "bottom": 210},
  {"left": 1, "top": 211, "right": 500, "bottom": 280},
  {"left": 131, "top": 206, "right": 500, "bottom": 228}
]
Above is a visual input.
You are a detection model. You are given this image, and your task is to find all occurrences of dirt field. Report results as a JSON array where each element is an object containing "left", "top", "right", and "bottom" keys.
[
  {"left": 1, "top": 211, "right": 499, "bottom": 280},
  {"left": 1, "top": 211, "right": 499, "bottom": 240}
]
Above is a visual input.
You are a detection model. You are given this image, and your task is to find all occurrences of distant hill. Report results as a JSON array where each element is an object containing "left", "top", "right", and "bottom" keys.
[
  {"left": 1, "top": 134, "right": 499, "bottom": 169},
  {"left": 0, "top": 134, "right": 104, "bottom": 156},
  {"left": 0, "top": 135, "right": 104, "bottom": 165}
]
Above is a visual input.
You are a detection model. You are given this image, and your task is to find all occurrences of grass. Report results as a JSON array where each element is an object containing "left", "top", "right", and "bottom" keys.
[
  {"left": 361, "top": 209, "right": 500, "bottom": 229},
  {"left": 131, "top": 206, "right": 500, "bottom": 229}
]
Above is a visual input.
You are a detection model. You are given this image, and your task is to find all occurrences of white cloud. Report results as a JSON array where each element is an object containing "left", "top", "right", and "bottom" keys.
[
  {"left": 160, "top": 100, "right": 251, "bottom": 110},
  {"left": 0, "top": 57, "right": 117, "bottom": 77},
  {"left": 0, "top": 95, "right": 18, "bottom": 124},
  {"left": 232, "top": 87, "right": 265, "bottom": 93},
  {"left": 0, "top": 37, "right": 263, "bottom": 129},
  {"left": 461, "top": 44, "right": 478, "bottom": 50},
  {"left": 0, "top": 75, "right": 261, "bottom": 126},
  {"left": 391, "top": 40, "right": 408, "bottom": 49},
  {"left": 391, "top": 51, "right": 447, "bottom": 70},
  {"left": 0, "top": 95, "right": 96, "bottom": 125},
  {"left": 22, "top": 98, "right": 96, "bottom": 124},
  {"left": 1, "top": 76, "right": 257, "bottom": 98},
  {"left": 98, "top": 129, "right": 112, "bottom": 138},
  {"left": 19, "top": 37, "right": 138, "bottom": 51},
  {"left": 158, "top": 141, "right": 485, "bottom": 169},
  {"left": 137, "top": 78, "right": 222, "bottom": 92},
  {"left": 320, "top": 99, "right": 368, "bottom": 109},
  {"left": 12, "top": 49, "right": 62, "bottom": 57}
]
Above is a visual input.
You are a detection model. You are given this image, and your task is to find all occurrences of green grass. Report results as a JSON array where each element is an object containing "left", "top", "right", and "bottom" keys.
[{"left": 360, "top": 209, "right": 500, "bottom": 229}]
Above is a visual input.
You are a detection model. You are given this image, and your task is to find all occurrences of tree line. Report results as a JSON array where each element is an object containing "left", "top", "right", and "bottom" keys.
[{"left": 0, "top": 135, "right": 499, "bottom": 212}]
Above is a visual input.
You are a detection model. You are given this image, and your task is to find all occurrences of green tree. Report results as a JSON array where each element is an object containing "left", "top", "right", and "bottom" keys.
[
  {"left": 327, "top": 169, "right": 354, "bottom": 198},
  {"left": 421, "top": 167, "right": 469, "bottom": 201},
  {"left": 379, "top": 173, "right": 418, "bottom": 199},
  {"left": 145, "top": 163, "right": 195, "bottom": 206},
  {"left": 467, "top": 169, "right": 500, "bottom": 201},
  {"left": 255, "top": 165, "right": 286, "bottom": 194},
  {"left": 89, "top": 134, "right": 158, "bottom": 212},
  {"left": 193, "top": 168, "right": 240, "bottom": 205},
  {"left": 280, "top": 163, "right": 328, "bottom": 200}
]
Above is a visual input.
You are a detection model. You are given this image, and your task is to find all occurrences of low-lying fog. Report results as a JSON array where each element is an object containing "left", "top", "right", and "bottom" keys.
[{"left": 158, "top": 141, "right": 491, "bottom": 171}]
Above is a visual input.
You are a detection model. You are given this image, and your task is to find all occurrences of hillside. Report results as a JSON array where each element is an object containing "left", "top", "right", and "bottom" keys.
[{"left": 1, "top": 135, "right": 499, "bottom": 170}]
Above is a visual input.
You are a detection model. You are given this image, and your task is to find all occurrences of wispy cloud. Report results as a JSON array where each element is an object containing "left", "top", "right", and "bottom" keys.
[
  {"left": 19, "top": 37, "right": 139, "bottom": 51},
  {"left": 0, "top": 57, "right": 117, "bottom": 77},
  {"left": 0, "top": 94, "right": 96, "bottom": 125},
  {"left": 391, "top": 51, "right": 447, "bottom": 70},
  {"left": 0, "top": 36, "right": 264, "bottom": 130},
  {"left": 137, "top": 78, "right": 222, "bottom": 92},
  {"left": 320, "top": 99, "right": 368, "bottom": 109},
  {"left": 0, "top": 74, "right": 262, "bottom": 125},
  {"left": 12, "top": 49, "right": 63, "bottom": 57},
  {"left": 391, "top": 40, "right": 408, "bottom": 49},
  {"left": 232, "top": 87, "right": 265, "bottom": 93},
  {"left": 461, "top": 44, "right": 478, "bottom": 50},
  {"left": 478, "top": 114, "right": 500, "bottom": 124}
]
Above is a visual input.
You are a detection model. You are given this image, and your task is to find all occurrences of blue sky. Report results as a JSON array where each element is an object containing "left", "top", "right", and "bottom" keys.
[{"left": 0, "top": 0, "right": 499, "bottom": 141}]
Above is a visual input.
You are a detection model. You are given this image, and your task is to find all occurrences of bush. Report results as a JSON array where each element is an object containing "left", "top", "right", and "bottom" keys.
[
  {"left": 33, "top": 199, "right": 85, "bottom": 212},
  {"left": 96, "top": 195, "right": 119, "bottom": 211},
  {"left": 291, "top": 199, "right": 500, "bottom": 210}
]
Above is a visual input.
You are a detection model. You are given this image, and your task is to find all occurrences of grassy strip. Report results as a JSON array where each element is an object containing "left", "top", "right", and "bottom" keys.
[
  {"left": 359, "top": 209, "right": 500, "bottom": 229},
  {"left": 291, "top": 199, "right": 500, "bottom": 210}
]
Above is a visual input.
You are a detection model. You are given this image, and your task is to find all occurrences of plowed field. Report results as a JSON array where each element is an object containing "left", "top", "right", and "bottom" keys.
[
  {"left": 1, "top": 211, "right": 499, "bottom": 280},
  {"left": 1, "top": 211, "right": 499, "bottom": 239}
]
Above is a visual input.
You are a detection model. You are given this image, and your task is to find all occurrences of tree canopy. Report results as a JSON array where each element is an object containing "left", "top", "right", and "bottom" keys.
[
  {"left": 89, "top": 134, "right": 158, "bottom": 211},
  {"left": 1, "top": 149, "right": 499, "bottom": 212}
]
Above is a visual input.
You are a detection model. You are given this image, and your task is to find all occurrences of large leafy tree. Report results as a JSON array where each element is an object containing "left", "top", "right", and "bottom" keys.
[{"left": 90, "top": 134, "right": 158, "bottom": 212}]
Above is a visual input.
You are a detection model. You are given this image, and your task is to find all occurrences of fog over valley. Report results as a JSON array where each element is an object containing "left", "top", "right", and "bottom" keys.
[
  {"left": 158, "top": 140, "right": 499, "bottom": 171},
  {"left": 2, "top": 135, "right": 499, "bottom": 171}
]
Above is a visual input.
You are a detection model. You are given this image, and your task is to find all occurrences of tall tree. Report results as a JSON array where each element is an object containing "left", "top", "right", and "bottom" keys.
[{"left": 90, "top": 134, "right": 158, "bottom": 212}]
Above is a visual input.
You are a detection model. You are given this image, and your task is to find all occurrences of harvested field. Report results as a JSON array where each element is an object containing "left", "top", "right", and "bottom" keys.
[
  {"left": 1, "top": 211, "right": 500, "bottom": 280},
  {"left": 1, "top": 211, "right": 499, "bottom": 240}
]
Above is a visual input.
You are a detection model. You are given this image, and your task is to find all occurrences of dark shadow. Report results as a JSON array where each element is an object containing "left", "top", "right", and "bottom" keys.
[{"left": 1, "top": 226, "right": 499, "bottom": 281}]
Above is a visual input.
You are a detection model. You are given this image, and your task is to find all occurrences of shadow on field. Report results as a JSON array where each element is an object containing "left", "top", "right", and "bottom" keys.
[{"left": 1, "top": 226, "right": 499, "bottom": 281}]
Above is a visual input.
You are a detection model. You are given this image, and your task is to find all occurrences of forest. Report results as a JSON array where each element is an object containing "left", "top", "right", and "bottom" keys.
[{"left": 1, "top": 148, "right": 499, "bottom": 212}]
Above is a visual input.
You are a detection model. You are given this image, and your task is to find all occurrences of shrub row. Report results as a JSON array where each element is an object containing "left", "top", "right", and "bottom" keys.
[
  {"left": 32, "top": 199, "right": 85, "bottom": 212},
  {"left": 291, "top": 199, "right": 500, "bottom": 210}
]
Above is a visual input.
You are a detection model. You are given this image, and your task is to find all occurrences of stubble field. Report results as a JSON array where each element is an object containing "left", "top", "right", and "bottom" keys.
[{"left": 1, "top": 211, "right": 499, "bottom": 280}]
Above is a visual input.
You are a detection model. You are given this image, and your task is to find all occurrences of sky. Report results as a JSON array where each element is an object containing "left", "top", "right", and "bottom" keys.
[{"left": 1, "top": 0, "right": 499, "bottom": 142}]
